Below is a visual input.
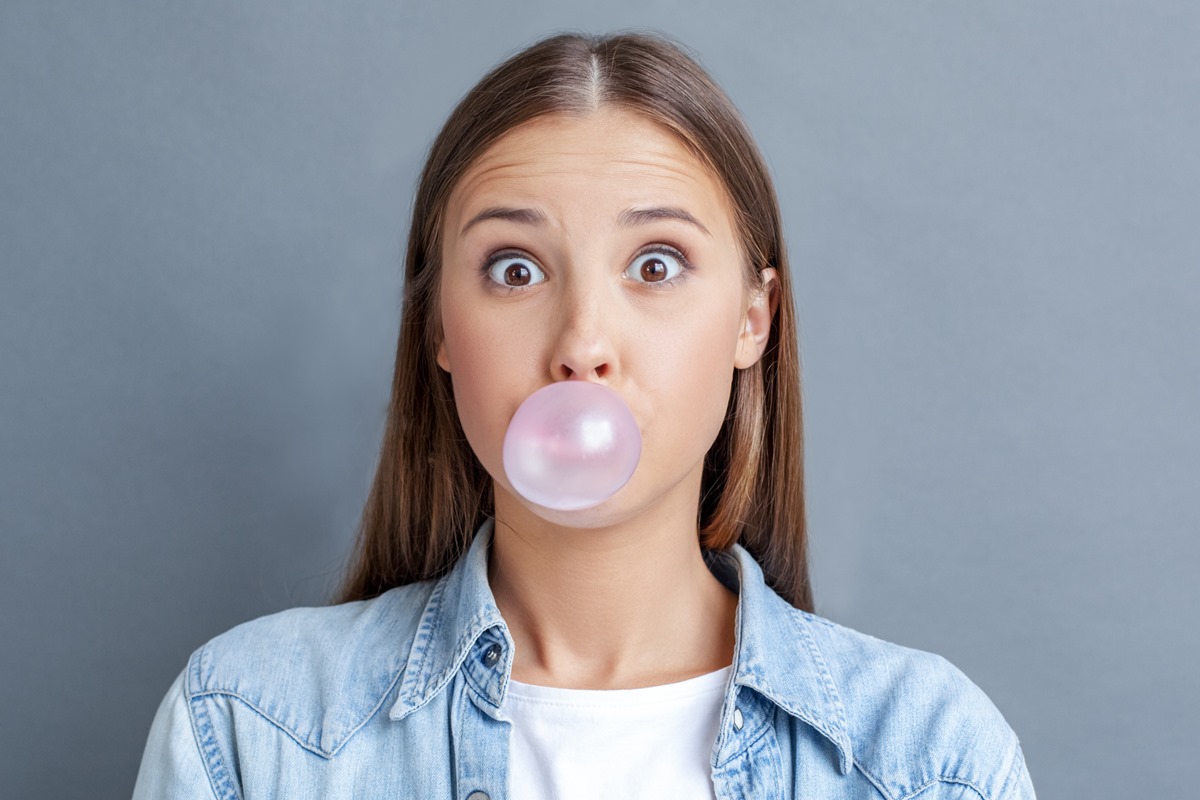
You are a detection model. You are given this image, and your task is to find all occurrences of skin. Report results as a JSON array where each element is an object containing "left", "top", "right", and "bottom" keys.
[{"left": 436, "top": 107, "right": 778, "bottom": 690}]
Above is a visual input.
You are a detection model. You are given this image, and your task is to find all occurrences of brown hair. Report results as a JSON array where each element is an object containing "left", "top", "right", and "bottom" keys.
[{"left": 338, "top": 31, "right": 811, "bottom": 611}]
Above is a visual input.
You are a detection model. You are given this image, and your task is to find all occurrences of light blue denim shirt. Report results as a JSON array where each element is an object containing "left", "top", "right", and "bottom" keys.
[{"left": 133, "top": 519, "right": 1035, "bottom": 799}]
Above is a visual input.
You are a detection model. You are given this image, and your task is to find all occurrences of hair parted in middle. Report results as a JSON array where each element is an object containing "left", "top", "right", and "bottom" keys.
[{"left": 339, "top": 31, "right": 810, "bottom": 611}]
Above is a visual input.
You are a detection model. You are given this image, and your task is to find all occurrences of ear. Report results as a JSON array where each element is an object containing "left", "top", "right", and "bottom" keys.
[
  {"left": 435, "top": 337, "right": 451, "bottom": 373},
  {"left": 734, "top": 268, "right": 779, "bottom": 369}
]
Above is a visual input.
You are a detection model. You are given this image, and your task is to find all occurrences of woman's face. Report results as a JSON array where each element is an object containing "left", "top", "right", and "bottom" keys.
[{"left": 437, "top": 108, "right": 776, "bottom": 529}]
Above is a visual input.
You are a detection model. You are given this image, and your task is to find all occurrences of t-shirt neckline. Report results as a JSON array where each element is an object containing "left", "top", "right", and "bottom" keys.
[{"left": 505, "top": 665, "right": 733, "bottom": 707}]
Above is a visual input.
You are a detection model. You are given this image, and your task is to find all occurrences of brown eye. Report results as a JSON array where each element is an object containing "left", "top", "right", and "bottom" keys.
[
  {"left": 640, "top": 258, "right": 668, "bottom": 282},
  {"left": 625, "top": 249, "right": 685, "bottom": 285},
  {"left": 486, "top": 255, "right": 545, "bottom": 288},
  {"left": 505, "top": 264, "right": 531, "bottom": 286}
]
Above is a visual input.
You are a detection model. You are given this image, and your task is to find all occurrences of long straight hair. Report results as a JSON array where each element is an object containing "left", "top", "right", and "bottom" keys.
[{"left": 338, "top": 32, "right": 811, "bottom": 611}]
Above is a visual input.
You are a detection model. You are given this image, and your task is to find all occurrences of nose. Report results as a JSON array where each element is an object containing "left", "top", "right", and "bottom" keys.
[{"left": 548, "top": 283, "right": 617, "bottom": 382}]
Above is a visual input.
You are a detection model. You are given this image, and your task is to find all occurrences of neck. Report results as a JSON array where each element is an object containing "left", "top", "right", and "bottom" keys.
[{"left": 487, "top": 471, "right": 737, "bottom": 690}]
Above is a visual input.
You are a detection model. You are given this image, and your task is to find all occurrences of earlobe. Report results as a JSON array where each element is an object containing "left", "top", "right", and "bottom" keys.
[
  {"left": 436, "top": 339, "right": 451, "bottom": 373},
  {"left": 734, "top": 268, "right": 779, "bottom": 369}
]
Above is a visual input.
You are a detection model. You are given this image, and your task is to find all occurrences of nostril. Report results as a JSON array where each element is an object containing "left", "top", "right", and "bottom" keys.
[{"left": 558, "top": 363, "right": 608, "bottom": 381}]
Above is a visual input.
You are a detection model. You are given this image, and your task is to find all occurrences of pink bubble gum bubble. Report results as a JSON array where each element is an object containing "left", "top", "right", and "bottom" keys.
[{"left": 502, "top": 382, "right": 642, "bottom": 511}]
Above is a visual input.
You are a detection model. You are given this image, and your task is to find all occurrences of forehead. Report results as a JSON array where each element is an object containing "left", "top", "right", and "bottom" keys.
[{"left": 444, "top": 109, "right": 736, "bottom": 232}]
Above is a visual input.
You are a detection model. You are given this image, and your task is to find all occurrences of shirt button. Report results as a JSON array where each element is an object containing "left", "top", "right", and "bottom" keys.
[
  {"left": 466, "top": 792, "right": 490, "bottom": 800},
  {"left": 733, "top": 707, "right": 744, "bottom": 730},
  {"left": 482, "top": 643, "right": 502, "bottom": 667}
]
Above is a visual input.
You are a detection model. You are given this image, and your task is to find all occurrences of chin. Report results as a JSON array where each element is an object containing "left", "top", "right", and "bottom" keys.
[
  {"left": 520, "top": 500, "right": 633, "bottom": 531},
  {"left": 494, "top": 476, "right": 689, "bottom": 534}
]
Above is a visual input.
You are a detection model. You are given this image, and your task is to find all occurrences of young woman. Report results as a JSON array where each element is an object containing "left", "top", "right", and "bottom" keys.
[{"left": 133, "top": 32, "right": 1036, "bottom": 800}]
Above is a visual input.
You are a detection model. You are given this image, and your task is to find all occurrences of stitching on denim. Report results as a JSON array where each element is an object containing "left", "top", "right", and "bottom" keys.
[
  {"left": 452, "top": 678, "right": 472, "bottom": 797},
  {"left": 193, "top": 659, "right": 408, "bottom": 758},
  {"left": 857, "top": 768, "right": 993, "bottom": 800},
  {"left": 854, "top": 733, "right": 1020, "bottom": 800},
  {"left": 189, "top": 688, "right": 338, "bottom": 759},
  {"left": 389, "top": 601, "right": 508, "bottom": 719},
  {"left": 441, "top": 611, "right": 509, "bottom": 710},
  {"left": 711, "top": 717, "right": 772, "bottom": 780},
  {"left": 713, "top": 698, "right": 773, "bottom": 769},
  {"left": 329, "top": 661, "right": 408, "bottom": 753},
  {"left": 403, "top": 573, "right": 449, "bottom": 700},
  {"left": 188, "top": 653, "right": 242, "bottom": 800},
  {"left": 996, "top": 741, "right": 1028, "bottom": 800},
  {"left": 790, "top": 609, "right": 852, "bottom": 766},
  {"left": 458, "top": 642, "right": 492, "bottom": 706},
  {"left": 711, "top": 555, "right": 748, "bottom": 764},
  {"left": 186, "top": 618, "right": 409, "bottom": 758},
  {"left": 854, "top": 761, "right": 897, "bottom": 800},
  {"left": 905, "top": 777, "right": 990, "bottom": 800},
  {"left": 403, "top": 575, "right": 507, "bottom": 712},
  {"left": 748, "top": 720, "right": 786, "bottom": 796}
]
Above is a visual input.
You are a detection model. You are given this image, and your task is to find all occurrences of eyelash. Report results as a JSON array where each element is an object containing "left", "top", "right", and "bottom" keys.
[{"left": 479, "top": 244, "right": 695, "bottom": 294}]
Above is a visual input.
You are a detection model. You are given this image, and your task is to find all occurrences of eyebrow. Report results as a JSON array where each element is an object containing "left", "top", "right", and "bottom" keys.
[
  {"left": 460, "top": 207, "right": 548, "bottom": 235},
  {"left": 617, "top": 206, "right": 711, "bottom": 236},
  {"left": 459, "top": 205, "right": 711, "bottom": 236}
]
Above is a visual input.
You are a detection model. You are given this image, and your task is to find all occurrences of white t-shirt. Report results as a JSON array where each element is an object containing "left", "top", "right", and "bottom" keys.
[{"left": 504, "top": 666, "right": 733, "bottom": 800}]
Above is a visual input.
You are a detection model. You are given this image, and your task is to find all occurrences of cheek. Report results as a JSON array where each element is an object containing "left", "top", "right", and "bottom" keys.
[
  {"left": 439, "top": 303, "right": 538, "bottom": 473},
  {"left": 662, "top": 321, "right": 735, "bottom": 392},
  {"left": 637, "top": 301, "right": 742, "bottom": 450}
]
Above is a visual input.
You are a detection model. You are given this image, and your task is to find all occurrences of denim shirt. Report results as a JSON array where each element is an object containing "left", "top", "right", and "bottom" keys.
[{"left": 133, "top": 519, "right": 1035, "bottom": 799}]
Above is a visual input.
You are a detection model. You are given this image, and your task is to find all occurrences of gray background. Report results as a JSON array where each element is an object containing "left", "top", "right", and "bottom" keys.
[{"left": 2, "top": 1, "right": 1196, "bottom": 798}]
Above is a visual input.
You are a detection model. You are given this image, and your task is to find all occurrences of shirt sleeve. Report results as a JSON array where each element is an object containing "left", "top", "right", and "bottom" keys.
[
  {"left": 131, "top": 668, "right": 219, "bottom": 800},
  {"left": 998, "top": 743, "right": 1037, "bottom": 800}
]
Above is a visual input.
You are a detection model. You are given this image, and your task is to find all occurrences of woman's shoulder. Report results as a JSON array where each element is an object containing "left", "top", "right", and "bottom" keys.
[
  {"left": 181, "top": 579, "right": 438, "bottom": 754},
  {"left": 791, "top": 608, "right": 1031, "bottom": 799},
  {"left": 722, "top": 543, "right": 1032, "bottom": 797}
]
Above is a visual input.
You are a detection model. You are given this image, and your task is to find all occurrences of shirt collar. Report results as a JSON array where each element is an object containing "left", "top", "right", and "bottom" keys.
[
  {"left": 388, "top": 518, "right": 853, "bottom": 773},
  {"left": 388, "top": 518, "right": 511, "bottom": 721},
  {"left": 710, "top": 543, "right": 854, "bottom": 774}
]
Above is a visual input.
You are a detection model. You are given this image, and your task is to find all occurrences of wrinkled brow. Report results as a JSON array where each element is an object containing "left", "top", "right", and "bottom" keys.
[{"left": 460, "top": 206, "right": 711, "bottom": 236}]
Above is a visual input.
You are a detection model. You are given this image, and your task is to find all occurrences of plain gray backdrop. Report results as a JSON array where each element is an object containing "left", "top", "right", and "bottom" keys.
[{"left": 2, "top": 1, "right": 1197, "bottom": 798}]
